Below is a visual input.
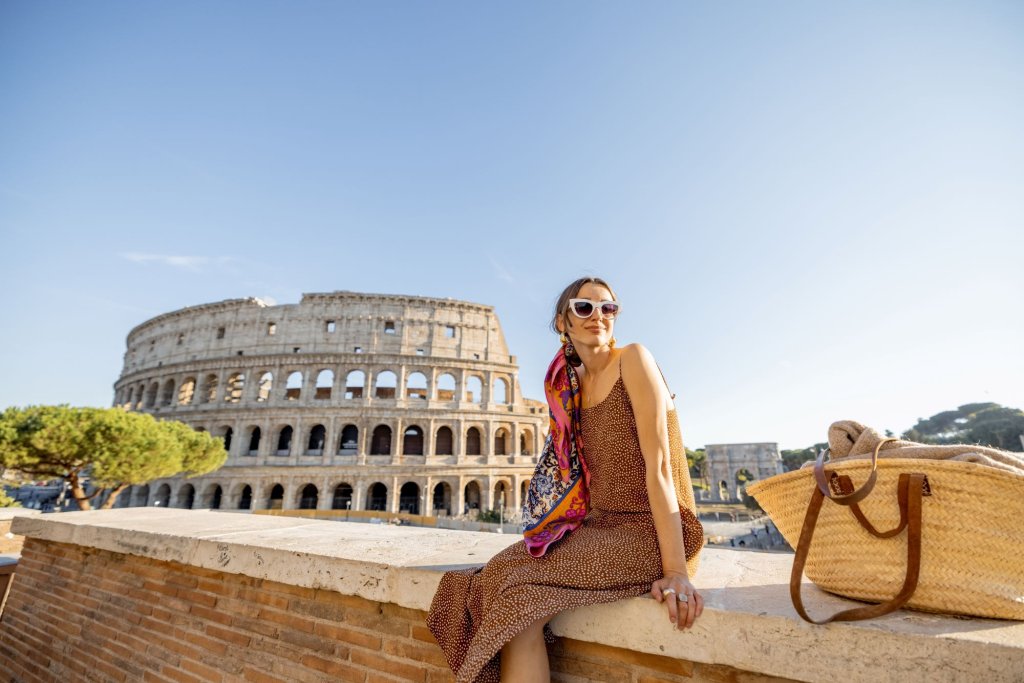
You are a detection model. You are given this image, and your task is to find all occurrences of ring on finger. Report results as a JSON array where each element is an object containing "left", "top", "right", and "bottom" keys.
[{"left": 677, "top": 593, "right": 689, "bottom": 604}]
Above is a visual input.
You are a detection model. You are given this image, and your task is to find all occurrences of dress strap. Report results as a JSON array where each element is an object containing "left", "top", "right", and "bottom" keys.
[
  {"left": 620, "top": 354, "right": 676, "bottom": 400},
  {"left": 654, "top": 361, "right": 676, "bottom": 400}
]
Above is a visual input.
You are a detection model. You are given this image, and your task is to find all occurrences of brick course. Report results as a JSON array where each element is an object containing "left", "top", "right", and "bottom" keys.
[{"left": 0, "top": 538, "right": 785, "bottom": 682}]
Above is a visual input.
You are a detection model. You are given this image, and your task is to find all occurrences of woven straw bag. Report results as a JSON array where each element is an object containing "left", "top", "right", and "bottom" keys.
[{"left": 747, "top": 422, "right": 1024, "bottom": 623}]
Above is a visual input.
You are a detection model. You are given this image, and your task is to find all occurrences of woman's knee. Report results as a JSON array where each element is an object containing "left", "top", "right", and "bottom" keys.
[
  {"left": 526, "top": 616, "right": 550, "bottom": 638},
  {"left": 508, "top": 616, "right": 548, "bottom": 644}
]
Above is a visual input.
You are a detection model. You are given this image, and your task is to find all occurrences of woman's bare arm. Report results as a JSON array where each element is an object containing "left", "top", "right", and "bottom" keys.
[
  {"left": 620, "top": 344, "right": 688, "bottom": 576},
  {"left": 621, "top": 343, "right": 703, "bottom": 629}
]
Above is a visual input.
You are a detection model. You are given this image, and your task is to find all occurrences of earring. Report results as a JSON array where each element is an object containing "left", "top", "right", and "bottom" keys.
[
  {"left": 559, "top": 333, "right": 568, "bottom": 345},
  {"left": 609, "top": 337, "right": 616, "bottom": 348}
]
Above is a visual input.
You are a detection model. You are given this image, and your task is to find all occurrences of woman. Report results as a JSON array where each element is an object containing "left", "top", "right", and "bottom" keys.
[{"left": 427, "top": 276, "right": 704, "bottom": 683}]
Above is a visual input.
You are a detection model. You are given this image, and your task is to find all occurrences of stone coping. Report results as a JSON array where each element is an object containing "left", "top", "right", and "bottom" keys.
[
  {"left": 0, "top": 509, "right": 41, "bottom": 522},
  {"left": 13, "top": 509, "right": 1024, "bottom": 683}
]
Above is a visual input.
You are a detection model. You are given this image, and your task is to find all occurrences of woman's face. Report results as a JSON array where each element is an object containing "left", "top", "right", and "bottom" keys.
[{"left": 559, "top": 282, "right": 616, "bottom": 349}]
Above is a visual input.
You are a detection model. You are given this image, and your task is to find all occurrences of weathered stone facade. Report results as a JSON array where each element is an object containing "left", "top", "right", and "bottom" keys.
[
  {"left": 113, "top": 291, "right": 547, "bottom": 517},
  {"left": 705, "top": 442, "right": 784, "bottom": 503}
]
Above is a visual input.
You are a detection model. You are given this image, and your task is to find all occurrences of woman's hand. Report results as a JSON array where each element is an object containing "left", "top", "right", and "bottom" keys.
[{"left": 650, "top": 572, "right": 703, "bottom": 630}]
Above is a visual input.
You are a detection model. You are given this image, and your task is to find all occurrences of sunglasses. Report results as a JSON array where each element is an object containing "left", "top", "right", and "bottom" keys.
[{"left": 568, "top": 298, "right": 620, "bottom": 319}]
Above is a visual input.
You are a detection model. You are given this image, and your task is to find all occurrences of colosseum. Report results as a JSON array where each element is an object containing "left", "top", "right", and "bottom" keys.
[{"left": 113, "top": 291, "right": 548, "bottom": 520}]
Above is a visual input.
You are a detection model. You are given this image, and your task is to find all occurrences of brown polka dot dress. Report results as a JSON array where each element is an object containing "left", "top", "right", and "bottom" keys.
[{"left": 427, "top": 374, "right": 704, "bottom": 683}]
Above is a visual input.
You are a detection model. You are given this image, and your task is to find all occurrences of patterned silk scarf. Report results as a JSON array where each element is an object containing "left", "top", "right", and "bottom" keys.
[{"left": 521, "top": 342, "right": 591, "bottom": 557}]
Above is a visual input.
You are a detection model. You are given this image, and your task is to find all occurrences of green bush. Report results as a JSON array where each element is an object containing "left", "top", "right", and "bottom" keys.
[{"left": 476, "top": 508, "right": 504, "bottom": 523}]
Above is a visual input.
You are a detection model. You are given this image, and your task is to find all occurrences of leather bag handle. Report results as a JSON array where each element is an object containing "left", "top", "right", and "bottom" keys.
[
  {"left": 832, "top": 472, "right": 926, "bottom": 539},
  {"left": 813, "top": 437, "right": 896, "bottom": 505},
  {"left": 789, "top": 471, "right": 927, "bottom": 624}
]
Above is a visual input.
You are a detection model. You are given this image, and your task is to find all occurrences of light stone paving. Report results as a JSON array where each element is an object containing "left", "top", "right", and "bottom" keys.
[{"left": 14, "top": 508, "right": 1024, "bottom": 683}]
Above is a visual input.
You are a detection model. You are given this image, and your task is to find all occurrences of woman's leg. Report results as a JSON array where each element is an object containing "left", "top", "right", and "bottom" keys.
[{"left": 499, "top": 616, "right": 550, "bottom": 683}]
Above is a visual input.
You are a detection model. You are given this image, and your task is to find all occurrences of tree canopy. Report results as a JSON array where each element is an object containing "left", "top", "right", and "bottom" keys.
[
  {"left": 780, "top": 443, "right": 827, "bottom": 472},
  {"left": 781, "top": 402, "right": 1024, "bottom": 466},
  {"left": 0, "top": 405, "right": 226, "bottom": 510},
  {"left": 902, "top": 403, "right": 1024, "bottom": 452},
  {"left": 685, "top": 448, "right": 709, "bottom": 489}
]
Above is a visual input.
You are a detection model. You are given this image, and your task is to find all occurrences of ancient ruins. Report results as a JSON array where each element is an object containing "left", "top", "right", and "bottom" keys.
[{"left": 112, "top": 291, "right": 547, "bottom": 518}]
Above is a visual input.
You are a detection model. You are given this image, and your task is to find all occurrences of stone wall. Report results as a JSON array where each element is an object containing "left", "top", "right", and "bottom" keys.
[
  {"left": 1, "top": 539, "right": 448, "bottom": 683},
  {"left": 2, "top": 509, "right": 1022, "bottom": 683},
  {"left": 0, "top": 539, "right": 771, "bottom": 683}
]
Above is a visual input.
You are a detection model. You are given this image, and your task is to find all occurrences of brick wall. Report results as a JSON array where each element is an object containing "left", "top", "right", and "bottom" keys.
[{"left": 0, "top": 538, "right": 783, "bottom": 683}]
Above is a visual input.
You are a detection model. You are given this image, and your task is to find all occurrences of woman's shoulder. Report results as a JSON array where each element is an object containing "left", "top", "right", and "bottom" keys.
[
  {"left": 619, "top": 343, "right": 657, "bottom": 368},
  {"left": 618, "top": 343, "right": 660, "bottom": 385},
  {"left": 619, "top": 344, "right": 675, "bottom": 405}
]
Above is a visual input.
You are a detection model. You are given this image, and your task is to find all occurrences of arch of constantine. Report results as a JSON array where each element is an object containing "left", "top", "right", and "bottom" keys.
[
  {"left": 113, "top": 291, "right": 547, "bottom": 519},
  {"left": 705, "top": 442, "right": 784, "bottom": 503}
]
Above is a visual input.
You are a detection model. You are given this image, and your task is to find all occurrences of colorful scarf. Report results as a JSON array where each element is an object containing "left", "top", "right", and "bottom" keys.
[{"left": 521, "top": 342, "right": 591, "bottom": 557}]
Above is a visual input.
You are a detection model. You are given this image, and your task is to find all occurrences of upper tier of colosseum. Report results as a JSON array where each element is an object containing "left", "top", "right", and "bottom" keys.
[
  {"left": 114, "top": 290, "right": 544, "bottom": 410},
  {"left": 121, "top": 291, "right": 516, "bottom": 374}
]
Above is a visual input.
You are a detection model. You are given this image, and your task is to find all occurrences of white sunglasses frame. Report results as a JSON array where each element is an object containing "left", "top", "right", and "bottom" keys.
[{"left": 568, "top": 298, "right": 621, "bottom": 319}]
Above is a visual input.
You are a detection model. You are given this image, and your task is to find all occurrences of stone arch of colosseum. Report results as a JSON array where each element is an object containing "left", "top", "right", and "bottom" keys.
[{"left": 113, "top": 292, "right": 549, "bottom": 518}]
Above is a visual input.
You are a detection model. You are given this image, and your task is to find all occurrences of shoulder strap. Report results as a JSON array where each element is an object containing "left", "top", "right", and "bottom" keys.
[
  {"left": 618, "top": 354, "right": 677, "bottom": 400},
  {"left": 655, "top": 362, "right": 676, "bottom": 400}
]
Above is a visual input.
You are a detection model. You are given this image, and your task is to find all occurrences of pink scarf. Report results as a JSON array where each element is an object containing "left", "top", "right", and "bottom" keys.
[{"left": 521, "top": 342, "right": 591, "bottom": 557}]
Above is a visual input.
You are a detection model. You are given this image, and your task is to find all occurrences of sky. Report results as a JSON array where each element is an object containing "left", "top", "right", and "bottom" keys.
[{"left": 1, "top": 1, "right": 1022, "bottom": 450}]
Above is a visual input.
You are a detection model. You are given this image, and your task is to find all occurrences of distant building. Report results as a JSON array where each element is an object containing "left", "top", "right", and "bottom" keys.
[
  {"left": 113, "top": 291, "right": 547, "bottom": 517},
  {"left": 704, "top": 442, "right": 784, "bottom": 503}
]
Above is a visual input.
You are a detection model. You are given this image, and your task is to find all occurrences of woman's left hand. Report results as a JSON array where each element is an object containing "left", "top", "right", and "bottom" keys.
[{"left": 650, "top": 572, "right": 703, "bottom": 630}]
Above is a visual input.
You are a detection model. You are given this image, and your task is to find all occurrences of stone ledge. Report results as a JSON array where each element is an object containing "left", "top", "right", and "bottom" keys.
[
  {"left": 13, "top": 508, "right": 1024, "bottom": 683},
  {"left": 0, "top": 508, "right": 41, "bottom": 522}
]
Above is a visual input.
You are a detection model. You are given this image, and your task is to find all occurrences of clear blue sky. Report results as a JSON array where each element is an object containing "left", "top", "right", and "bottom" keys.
[{"left": 2, "top": 1, "right": 1022, "bottom": 449}]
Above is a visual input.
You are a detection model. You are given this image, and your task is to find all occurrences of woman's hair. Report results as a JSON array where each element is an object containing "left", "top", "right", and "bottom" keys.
[{"left": 550, "top": 276, "right": 618, "bottom": 335}]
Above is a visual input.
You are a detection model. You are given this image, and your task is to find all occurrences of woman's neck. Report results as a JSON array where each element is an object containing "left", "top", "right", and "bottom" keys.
[{"left": 577, "top": 344, "right": 616, "bottom": 379}]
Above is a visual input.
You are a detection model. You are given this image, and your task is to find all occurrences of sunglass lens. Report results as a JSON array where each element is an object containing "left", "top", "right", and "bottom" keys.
[
  {"left": 600, "top": 303, "right": 619, "bottom": 317},
  {"left": 572, "top": 301, "right": 594, "bottom": 317}
]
